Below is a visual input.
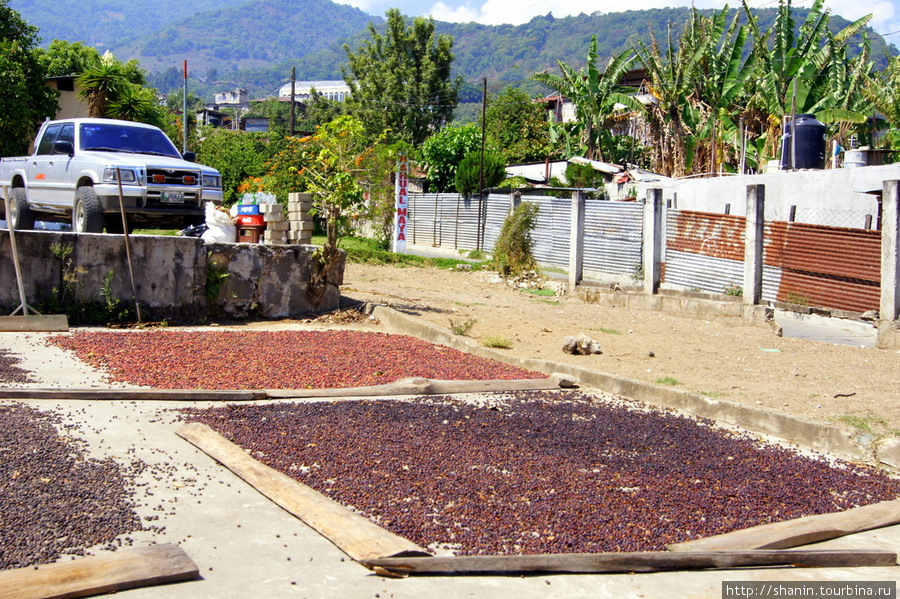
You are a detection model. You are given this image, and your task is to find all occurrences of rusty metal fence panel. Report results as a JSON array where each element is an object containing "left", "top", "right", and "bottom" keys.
[
  {"left": 663, "top": 210, "right": 746, "bottom": 294},
  {"left": 763, "top": 206, "right": 881, "bottom": 312}
]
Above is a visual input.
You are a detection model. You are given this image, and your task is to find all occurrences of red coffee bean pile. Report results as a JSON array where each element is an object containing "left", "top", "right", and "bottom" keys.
[
  {"left": 181, "top": 391, "right": 900, "bottom": 556},
  {"left": 0, "top": 404, "right": 144, "bottom": 571},
  {"left": 49, "top": 330, "right": 541, "bottom": 389}
]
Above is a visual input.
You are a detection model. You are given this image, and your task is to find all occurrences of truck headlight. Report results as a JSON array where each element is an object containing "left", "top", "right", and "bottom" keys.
[
  {"left": 202, "top": 173, "right": 222, "bottom": 189},
  {"left": 103, "top": 167, "right": 138, "bottom": 184}
]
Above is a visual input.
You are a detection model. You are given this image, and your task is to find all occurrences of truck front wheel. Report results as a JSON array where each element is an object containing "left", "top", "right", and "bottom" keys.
[
  {"left": 7, "top": 187, "right": 35, "bottom": 230},
  {"left": 73, "top": 187, "right": 104, "bottom": 233}
]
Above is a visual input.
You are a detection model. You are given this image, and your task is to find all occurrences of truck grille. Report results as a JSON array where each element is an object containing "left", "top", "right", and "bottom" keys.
[{"left": 146, "top": 167, "right": 202, "bottom": 187}]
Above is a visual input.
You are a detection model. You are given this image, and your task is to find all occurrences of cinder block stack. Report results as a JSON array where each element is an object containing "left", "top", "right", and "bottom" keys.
[
  {"left": 261, "top": 203, "right": 288, "bottom": 245},
  {"left": 287, "top": 192, "right": 314, "bottom": 245}
]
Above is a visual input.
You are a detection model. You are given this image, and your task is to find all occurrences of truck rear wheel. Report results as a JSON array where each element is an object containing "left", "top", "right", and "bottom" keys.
[
  {"left": 7, "top": 187, "right": 35, "bottom": 230},
  {"left": 73, "top": 187, "right": 104, "bottom": 233}
]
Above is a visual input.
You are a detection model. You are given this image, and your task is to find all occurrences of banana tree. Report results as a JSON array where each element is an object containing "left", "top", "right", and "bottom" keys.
[
  {"left": 532, "top": 36, "right": 644, "bottom": 161},
  {"left": 741, "top": 0, "right": 872, "bottom": 161}
]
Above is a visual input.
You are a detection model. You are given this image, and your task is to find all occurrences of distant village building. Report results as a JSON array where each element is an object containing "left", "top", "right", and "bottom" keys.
[{"left": 276, "top": 81, "right": 350, "bottom": 102}]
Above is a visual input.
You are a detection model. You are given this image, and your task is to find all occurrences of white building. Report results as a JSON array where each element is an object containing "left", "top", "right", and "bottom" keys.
[{"left": 276, "top": 80, "right": 350, "bottom": 102}]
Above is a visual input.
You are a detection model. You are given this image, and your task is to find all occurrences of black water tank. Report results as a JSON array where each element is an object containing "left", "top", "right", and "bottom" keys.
[{"left": 780, "top": 113, "right": 826, "bottom": 170}]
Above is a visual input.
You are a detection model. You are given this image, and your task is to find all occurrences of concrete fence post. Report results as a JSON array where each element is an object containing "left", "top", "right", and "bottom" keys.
[
  {"left": 743, "top": 184, "right": 765, "bottom": 305},
  {"left": 643, "top": 188, "right": 663, "bottom": 294},
  {"left": 879, "top": 181, "right": 900, "bottom": 348},
  {"left": 569, "top": 190, "right": 585, "bottom": 291}
]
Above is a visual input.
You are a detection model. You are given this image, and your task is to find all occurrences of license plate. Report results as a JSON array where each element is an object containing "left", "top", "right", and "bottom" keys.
[{"left": 160, "top": 191, "right": 185, "bottom": 203}]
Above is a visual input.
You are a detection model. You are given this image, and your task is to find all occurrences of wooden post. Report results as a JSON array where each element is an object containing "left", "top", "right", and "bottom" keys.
[
  {"left": 568, "top": 190, "right": 585, "bottom": 291},
  {"left": 643, "top": 188, "right": 663, "bottom": 294},
  {"left": 743, "top": 184, "right": 765, "bottom": 305}
]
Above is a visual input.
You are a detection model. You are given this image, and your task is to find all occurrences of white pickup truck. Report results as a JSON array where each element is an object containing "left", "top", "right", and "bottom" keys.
[{"left": 0, "top": 118, "right": 223, "bottom": 233}]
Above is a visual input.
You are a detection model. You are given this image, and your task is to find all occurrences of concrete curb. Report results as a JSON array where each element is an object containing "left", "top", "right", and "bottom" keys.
[{"left": 371, "top": 304, "right": 897, "bottom": 471}]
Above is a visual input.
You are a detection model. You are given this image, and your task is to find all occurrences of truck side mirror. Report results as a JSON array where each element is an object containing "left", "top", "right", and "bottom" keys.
[
  {"left": 182, "top": 151, "right": 196, "bottom": 163},
  {"left": 53, "top": 140, "right": 74, "bottom": 156}
]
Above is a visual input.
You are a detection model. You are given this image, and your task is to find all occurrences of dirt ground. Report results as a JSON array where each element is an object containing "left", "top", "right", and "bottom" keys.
[{"left": 341, "top": 263, "right": 900, "bottom": 435}]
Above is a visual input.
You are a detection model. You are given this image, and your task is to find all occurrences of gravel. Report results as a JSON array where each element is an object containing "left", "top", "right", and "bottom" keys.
[
  {"left": 0, "top": 403, "right": 144, "bottom": 571},
  {"left": 181, "top": 391, "right": 900, "bottom": 556}
]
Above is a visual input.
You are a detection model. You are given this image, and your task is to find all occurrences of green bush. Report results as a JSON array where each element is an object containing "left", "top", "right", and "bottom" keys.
[
  {"left": 492, "top": 202, "right": 539, "bottom": 277},
  {"left": 454, "top": 149, "right": 506, "bottom": 196}
]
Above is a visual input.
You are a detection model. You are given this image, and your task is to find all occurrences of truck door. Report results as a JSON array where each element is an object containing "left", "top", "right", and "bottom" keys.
[{"left": 25, "top": 123, "right": 62, "bottom": 205}]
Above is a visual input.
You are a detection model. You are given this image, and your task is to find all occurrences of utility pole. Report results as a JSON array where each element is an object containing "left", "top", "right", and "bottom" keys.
[
  {"left": 477, "top": 77, "right": 487, "bottom": 251},
  {"left": 790, "top": 77, "right": 798, "bottom": 170},
  {"left": 289, "top": 67, "right": 296, "bottom": 136}
]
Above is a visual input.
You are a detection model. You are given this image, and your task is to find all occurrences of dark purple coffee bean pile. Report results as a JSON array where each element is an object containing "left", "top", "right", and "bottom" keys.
[
  {"left": 0, "top": 404, "right": 144, "bottom": 571},
  {"left": 182, "top": 391, "right": 900, "bottom": 555},
  {"left": 0, "top": 349, "right": 36, "bottom": 384}
]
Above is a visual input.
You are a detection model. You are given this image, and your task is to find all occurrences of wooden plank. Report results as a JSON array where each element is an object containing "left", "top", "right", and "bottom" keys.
[
  {"left": 0, "top": 388, "right": 267, "bottom": 402},
  {"left": 0, "top": 377, "right": 571, "bottom": 403},
  {"left": 176, "top": 422, "right": 429, "bottom": 562},
  {"left": 361, "top": 549, "right": 897, "bottom": 576},
  {"left": 265, "top": 376, "right": 574, "bottom": 399},
  {"left": 0, "top": 543, "right": 198, "bottom": 599},
  {"left": 0, "top": 315, "right": 69, "bottom": 332},
  {"left": 667, "top": 499, "right": 900, "bottom": 552}
]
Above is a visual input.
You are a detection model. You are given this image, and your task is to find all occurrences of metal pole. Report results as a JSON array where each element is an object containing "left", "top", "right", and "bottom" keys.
[
  {"left": 790, "top": 77, "right": 797, "bottom": 170},
  {"left": 116, "top": 169, "right": 142, "bottom": 323},
  {"left": 3, "top": 186, "right": 39, "bottom": 316},
  {"left": 477, "top": 77, "right": 487, "bottom": 251}
]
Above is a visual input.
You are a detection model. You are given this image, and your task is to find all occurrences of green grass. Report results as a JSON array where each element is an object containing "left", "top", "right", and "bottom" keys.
[
  {"left": 591, "top": 326, "right": 622, "bottom": 335},
  {"left": 482, "top": 335, "right": 513, "bottom": 349},
  {"left": 449, "top": 318, "right": 477, "bottom": 336},
  {"left": 538, "top": 299, "right": 560, "bottom": 305},
  {"left": 314, "top": 235, "right": 488, "bottom": 270},
  {"left": 522, "top": 288, "right": 556, "bottom": 296},
  {"left": 133, "top": 228, "right": 179, "bottom": 236},
  {"left": 452, "top": 301, "right": 486, "bottom": 307},
  {"left": 832, "top": 414, "right": 897, "bottom": 435},
  {"left": 655, "top": 377, "right": 681, "bottom": 386},
  {"left": 697, "top": 390, "right": 728, "bottom": 398}
]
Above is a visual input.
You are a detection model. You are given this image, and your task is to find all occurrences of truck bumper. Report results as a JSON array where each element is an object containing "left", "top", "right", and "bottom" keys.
[{"left": 93, "top": 184, "right": 223, "bottom": 217}]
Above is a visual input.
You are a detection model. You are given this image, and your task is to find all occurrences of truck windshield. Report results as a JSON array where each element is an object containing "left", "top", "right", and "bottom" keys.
[{"left": 80, "top": 123, "right": 181, "bottom": 159}]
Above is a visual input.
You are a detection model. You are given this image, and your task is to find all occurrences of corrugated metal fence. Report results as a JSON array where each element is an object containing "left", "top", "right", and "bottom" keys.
[{"left": 404, "top": 191, "right": 882, "bottom": 313}]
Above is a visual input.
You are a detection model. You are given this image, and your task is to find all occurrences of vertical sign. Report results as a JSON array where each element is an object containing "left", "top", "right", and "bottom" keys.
[
  {"left": 182, "top": 60, "right": 188, "bottom": 153},
  {"left": 393, "top": 153, "right": 408, "bottom": 253}
]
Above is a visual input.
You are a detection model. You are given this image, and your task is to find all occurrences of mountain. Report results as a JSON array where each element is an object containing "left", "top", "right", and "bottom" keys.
[
  {"left": 11, "top": 0, "right": 897, "bottom": 100},
  {"left": 10, "top": 0, "right": 250, "bottom": 49}
]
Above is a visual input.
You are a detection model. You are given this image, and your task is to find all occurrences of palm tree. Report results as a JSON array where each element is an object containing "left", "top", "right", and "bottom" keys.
[
  {"left": 76, "top": 52, "right": 128, "bottom": 118},
  {"left": 532, "top": 36, "right": 643, "bottom": 161}
]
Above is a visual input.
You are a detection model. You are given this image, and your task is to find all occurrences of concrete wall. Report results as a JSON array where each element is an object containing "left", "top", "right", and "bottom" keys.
[
  {"left": 206, "top": 243, "right": 344, "bottom": 319},
  {"left": 622, "top": 164, "right": 899, "bottom": 227},
  {"left": 0, "top": 230, "right": 341, "bottom": 322}
]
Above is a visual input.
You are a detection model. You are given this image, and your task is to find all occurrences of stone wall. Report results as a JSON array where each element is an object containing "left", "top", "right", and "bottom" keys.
[{"left": 0, "top": 230, "right": 342, "bottom": 322}]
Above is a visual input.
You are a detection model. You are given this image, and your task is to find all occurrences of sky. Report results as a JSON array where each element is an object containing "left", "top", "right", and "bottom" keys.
[{"left": 334, "top": 0, "right": 900, "bottom": 42}]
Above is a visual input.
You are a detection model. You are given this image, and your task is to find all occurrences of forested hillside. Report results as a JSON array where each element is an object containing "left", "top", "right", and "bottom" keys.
[{"left": 12, "top": 0, "right": 897, "bottom": 100}]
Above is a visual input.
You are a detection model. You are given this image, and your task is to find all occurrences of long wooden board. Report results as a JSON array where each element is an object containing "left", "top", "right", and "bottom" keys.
[
  {"left": 265, "top": 376, "right": 574, "bottom": 399},
  {"left": 0, "top": 315, "right": 69, "bottom": 332},
  {"left": 0, "top": 543, "right": 198, "bottom": 599},
  {"left": 667, "top": 498, "right": 900, "bottom": 552},
  {"left": 361, "top": 549, "right": 897, "bottom": 576},
  {"left": 0, "top": 388, "right": 267, "bottom": 401},
  {"left": 0, "top": 377, "right": 570, "bottom": 403},
  {"left": 176, "top": 422, "right": 429, "bottom": 562}
]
